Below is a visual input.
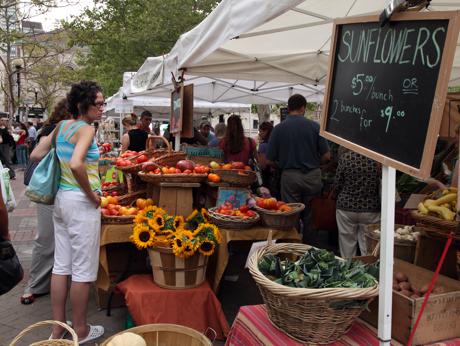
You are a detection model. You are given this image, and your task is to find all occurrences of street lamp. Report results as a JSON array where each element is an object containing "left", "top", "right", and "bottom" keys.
[{"left": 15, "top": 64, "right": 22, "bottom": 122}]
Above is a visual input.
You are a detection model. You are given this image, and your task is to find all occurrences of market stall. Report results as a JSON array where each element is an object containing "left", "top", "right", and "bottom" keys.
[{"left": 94, "top": 1, "right": 460, "bottom": 345}]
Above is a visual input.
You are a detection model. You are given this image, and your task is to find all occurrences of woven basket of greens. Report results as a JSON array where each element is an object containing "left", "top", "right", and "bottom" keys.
[{"left": 248, "top": 243, "right": 379, "bottom": 344}]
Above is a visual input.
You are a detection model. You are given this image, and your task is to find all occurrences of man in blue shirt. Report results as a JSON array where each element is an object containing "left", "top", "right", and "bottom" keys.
[{"left": 267, "top": 94, "right": 330, "bottom": 243}]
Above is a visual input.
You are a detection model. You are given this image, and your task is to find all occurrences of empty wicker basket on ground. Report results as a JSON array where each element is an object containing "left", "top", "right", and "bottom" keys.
[
  {"left": 10, "top": 320, "right": 78, "bottom": 346},
  {"left": 253, "top": 203, "right": 305, "bottom": 230},
  {"left": 101, "top": 324, "right": 212, "bottom": 346},
  {"left": 365, "top": 224, "right": 417, "bottom": 263},
  {"left": 248, "top": 243, "right": 379, "bottom": 344},
  {"left": 148, "top": 246, "right": 208, "bottom": 289}
]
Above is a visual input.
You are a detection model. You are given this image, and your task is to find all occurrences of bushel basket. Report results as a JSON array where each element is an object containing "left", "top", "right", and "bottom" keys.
[
  {"left": 253, "top": 203, "right": 304, "bottom": 230},
  {"left": 248, "top": 243, "right": 378, "bottom": 344},
  {"left": 148, "top": 246, "right": 208, "bottom": 289}
]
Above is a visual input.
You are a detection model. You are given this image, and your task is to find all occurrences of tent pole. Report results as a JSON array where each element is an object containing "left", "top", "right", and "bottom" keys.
[
  {"left": 174, "top": 133, "right": 180, "bottom": 152},
  {"left": 378, "top": 165, "right": 395, "bottom": 345}
]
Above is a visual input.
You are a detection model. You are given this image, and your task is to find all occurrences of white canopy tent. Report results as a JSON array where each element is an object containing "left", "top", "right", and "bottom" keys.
[
  {"left": 104, "top": 88, "right": 250, "bottom": 120},
  {"left": 125, "top": 0, "right": 460, "bottom": 99}
]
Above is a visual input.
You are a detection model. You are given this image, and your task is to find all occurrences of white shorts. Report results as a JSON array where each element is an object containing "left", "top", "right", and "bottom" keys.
[{"left": 52, "top": 190, "right": 101, "bottom": 282}]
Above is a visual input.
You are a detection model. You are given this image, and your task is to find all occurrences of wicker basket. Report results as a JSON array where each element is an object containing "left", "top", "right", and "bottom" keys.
[
  {"left": 101, "top": 324, "right": 211, "bottom": 346},
  {"left": 248, "top": 243, "right": 379, "bottom": 344},
  {"left": 211, "top": 169, "right": 257, "bottom": 187},
  {"left": 364, "top": 224, "right": 417, "bottom": 262},
  {"left": 253, "top": 203, "right": 305, "bottom": 230},
  {"left": 148, "top": 246, "right": 208, "bottom": 289},
  {"left": 137, "top": 171, "right": 207, "bottom": 184},
  {"left": 101, "top": 214, "right": 135, "bottom": 224},
  {"left": 147, "top": 135, "right": 187, "bottom": 167},
  {"left": 117, "top": 189, "right": 147, "bottom": 205},
  {"left": 411, "top": 210, "right": 458, "bottom": 233},
  {"left": 207, "top": 207, "right": 260, "bottom": 229},
  {"left": 10, "top": 320, "right": 78, "bottom": 346},
  {"left": 101, "top": 190, "right": 147, "bottom": 224}
]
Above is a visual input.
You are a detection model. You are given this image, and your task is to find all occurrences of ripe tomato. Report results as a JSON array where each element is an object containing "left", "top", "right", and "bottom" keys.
[
  {"left": 136, "top": 155, "right": 148, "bottom": 164},
  {"left": 208, "top": 173, "right": 221, "bottom": 183},
  {"left": 239, "top": 205, "right": 249, "bottom": 213},
  {"left": 111, "top": 191, "right": 119, "bottom": 197},
  {"left": 247, "top": 210, "right": 256, "bottom": 217},
  {"left": 175, "top": 168, "right": 182, "bottom": 174}
]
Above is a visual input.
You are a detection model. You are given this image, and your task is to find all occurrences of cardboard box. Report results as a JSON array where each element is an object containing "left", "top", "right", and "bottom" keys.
[{"left": 360, "top": 258, "right": 460, "bottom": 345}]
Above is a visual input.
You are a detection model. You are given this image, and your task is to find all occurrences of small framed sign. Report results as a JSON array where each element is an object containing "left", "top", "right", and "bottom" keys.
[
  {"left": 216, "top": 187, "right": 251, "bottom": 209},
  {"left": 170, "top": 86, "right": 184, "bottom": 134}
]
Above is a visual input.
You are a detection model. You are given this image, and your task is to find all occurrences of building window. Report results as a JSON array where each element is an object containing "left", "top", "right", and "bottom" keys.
[{"left": 253, "top": 119, "right": 259, "bottom": 129}]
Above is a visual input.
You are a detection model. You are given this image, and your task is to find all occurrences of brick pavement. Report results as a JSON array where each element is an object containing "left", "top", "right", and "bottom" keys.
[{"left": 0, "top": 170, "right": 126, "bottom": 346}]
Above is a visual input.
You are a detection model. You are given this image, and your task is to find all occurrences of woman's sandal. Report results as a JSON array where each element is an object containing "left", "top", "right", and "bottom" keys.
[{"left": 78, "top": 325, "right": 104, "bottom": 345}]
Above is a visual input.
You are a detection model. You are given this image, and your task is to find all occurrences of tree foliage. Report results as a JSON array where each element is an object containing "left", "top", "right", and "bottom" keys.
[
  {"left": 63, "top": 0, "right": 218, "bottom": 97},
  {"left": 0, "top": 0, "right": 76, "bottom": 117}
]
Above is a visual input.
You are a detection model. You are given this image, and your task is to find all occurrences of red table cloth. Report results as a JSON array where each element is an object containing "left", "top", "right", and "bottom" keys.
[
  {"left": 225, "top": 305, "right": 460, "bottom": 346},
  {"left": 116, "top": 274, "right": 230, "bottom": 340}
]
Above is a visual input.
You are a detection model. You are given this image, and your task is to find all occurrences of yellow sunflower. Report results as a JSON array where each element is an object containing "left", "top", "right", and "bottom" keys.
[
  {"left": 134, "top": 213, "right": 147, "bottom": 225},
  {"left": 130, "top": 226, "right": 155, "bottom": 250},
  {"left": 181, "top": 242, "right": 196, "bottom": 258},
  {"left": 151, "top": 213, "right": 165, "bottom": 230},
  {"left": 186, "top": 209, "right": 198, "bottom": 222},
  {"left": 198, "top": 240, "right": 216, "bottom": 256},
  {"left": 152, "top": 235, "right": 171, "bottom": 248},
  {"left": 172, "top": 236, "right": 185, "bottom": 256},
  {"left": 173, "top": 215, "right": 185, "bottom": 230},
  {"left": 201, "top": 208, "right": 210, "bottom": 222}
]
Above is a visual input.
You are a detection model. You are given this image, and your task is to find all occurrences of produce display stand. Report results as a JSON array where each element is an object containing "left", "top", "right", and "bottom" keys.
[{"left": 146, "top": 181, "right": 200, "bottom": 217}]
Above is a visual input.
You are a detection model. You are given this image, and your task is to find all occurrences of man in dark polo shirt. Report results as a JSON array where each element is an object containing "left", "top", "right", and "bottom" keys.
[{"left": 267, "top": 94, "right": 330, "bottom": 243}]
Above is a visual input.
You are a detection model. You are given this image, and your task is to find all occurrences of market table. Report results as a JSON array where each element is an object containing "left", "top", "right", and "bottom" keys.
[
  {"left": 97, "top": 223, "right": 134, "bottom": 291},
  {"left": 226, "top": 305, "right": 460, "bottom": 346},
  {"left": 210, "top": 226, "right": 301, "bottom": 292},
  {"left": 97, "top": 223, "right": 301, "bottom": 293},
  {"left": 116, "top": 274, "right": 230, "bottom": 340}
]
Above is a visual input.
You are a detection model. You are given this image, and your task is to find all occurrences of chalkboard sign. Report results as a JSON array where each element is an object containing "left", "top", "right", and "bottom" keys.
[{"left": 320, "top": 11, "right": 460, "bottom": 179}]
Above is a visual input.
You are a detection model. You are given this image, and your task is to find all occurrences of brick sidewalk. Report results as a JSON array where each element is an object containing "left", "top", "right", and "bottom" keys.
[{"left": 0, "top": 170, "right": 126, "bottom": 346}]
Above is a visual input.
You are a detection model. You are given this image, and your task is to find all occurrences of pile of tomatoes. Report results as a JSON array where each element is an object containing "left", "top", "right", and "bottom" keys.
[
  {"left": 214, "top": 202, "right": 257, "bottom": 219},
  {"left": 142, "top": 162, "right": 210, "bottom": 175},
  {"left": 101, "top": 197, "right": 154, "bottom": 217},
  {"left": 255, "top": 197, "right": 292, "bottom": 212},
  {"left": 115, "top": 150, "right": 149, "bottom": 167}
]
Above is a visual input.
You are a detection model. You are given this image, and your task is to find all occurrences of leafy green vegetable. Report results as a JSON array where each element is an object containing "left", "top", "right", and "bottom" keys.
[{"left": 258, "top": 248, "right": 379, "bottom": 291}]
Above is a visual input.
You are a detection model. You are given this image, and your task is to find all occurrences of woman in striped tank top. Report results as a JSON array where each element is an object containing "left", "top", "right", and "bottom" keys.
[{"left": 31, "top": 80, "right": 105, "bottom": 343}]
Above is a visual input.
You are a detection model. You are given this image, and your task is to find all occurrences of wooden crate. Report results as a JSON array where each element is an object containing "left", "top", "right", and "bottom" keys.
[{"left": 360, "top": 258, "right": 460, "bottom": 345}]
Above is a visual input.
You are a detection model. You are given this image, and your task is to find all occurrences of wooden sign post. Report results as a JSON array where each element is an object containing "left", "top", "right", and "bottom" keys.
[
  {"left": 320, "top": 11, "right": 460, "bottom": 345},
  {"left": 170, "top": 84, "right": 194, "bottom": 151}
]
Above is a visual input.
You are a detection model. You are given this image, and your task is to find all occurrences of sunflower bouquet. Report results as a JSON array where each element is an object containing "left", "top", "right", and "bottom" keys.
[{"left": 130, "top": 206, "right": 221, "bottom": 258}]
